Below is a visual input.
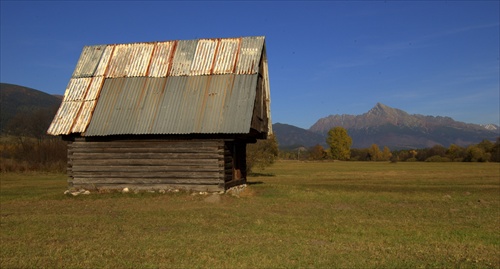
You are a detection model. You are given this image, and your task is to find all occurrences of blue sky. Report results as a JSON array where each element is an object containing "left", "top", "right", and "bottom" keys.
[{"left": 1, "top": 1, "right": 499, "bottom": 129}]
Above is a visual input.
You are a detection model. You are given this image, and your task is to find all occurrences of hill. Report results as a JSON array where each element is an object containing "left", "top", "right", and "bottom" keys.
[
  {"left": 272, "top": 123, "right": 326, "bottom": 149},
  {"left": 0, "top": 83, "right": 62, "bottom": 134},
  {"left": 274, "top": 103, "right": 498, "bottom": 150}
]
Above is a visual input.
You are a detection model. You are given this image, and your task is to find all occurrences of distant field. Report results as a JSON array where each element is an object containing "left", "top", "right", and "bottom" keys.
[{"left": 1, "top": 161, "right": 499, "bottom": 268}]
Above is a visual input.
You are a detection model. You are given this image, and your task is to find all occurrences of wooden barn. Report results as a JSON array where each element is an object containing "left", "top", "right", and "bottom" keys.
[{"left": 47, "top": 36, "right": 271, "bottom": 192}]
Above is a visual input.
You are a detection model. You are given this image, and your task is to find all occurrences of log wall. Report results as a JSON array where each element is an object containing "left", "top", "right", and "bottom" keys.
[{"left": 68, "top": 139, "right": 230, "bottom": 192}]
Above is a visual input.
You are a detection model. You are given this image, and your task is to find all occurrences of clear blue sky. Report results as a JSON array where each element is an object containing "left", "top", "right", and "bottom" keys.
[{"left": 1, "top": 1, "right": 499, "bottom": 129}]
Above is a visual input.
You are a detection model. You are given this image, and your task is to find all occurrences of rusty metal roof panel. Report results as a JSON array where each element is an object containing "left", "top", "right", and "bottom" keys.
[
  {"left": 198, "top": 75, "right": 226, "bottom": 133},
  {"left": 106, "top": 43, "right": 155, "bottom": 78},
  {"left": 87, "top": 78, "right": 139, "bottom": 135},
  {"left": 190, "top": 39, "right": 217, "bottom": 76},
  {"left": 152, "top": 75, "right": 250, "bottom": 134},
  {"left": 169, "top": 39, "right": 197, "bottom": 76},
  {"left": 152, "top": 76, "right": 192, "bottom": 134},
  {"left": 222, "top": 74, "right": 258, "bottom": 132},
  {"left": 94, "top": 45, "right": 114, "bottom": 77},
  {"left": 134, "top": 77, "right": 169, "bottom": 133},
  {"left": 85, "top": 76, "right": 104, "bottom": 100},
  {"left": 71, "top": 100, "right": 97, "bottom": 133},
  {"left": 71, "top": 45, "right": 107, "bottom": 78},
  {"left": 111, "top": 78, "right": 145, "bottom": 134},
  {"left": 47, "top": 101, "right": 83, "bottom": 135},
  {"left": 213, "top": 38, "right": 240, "bottom": 74},
  {"left": 235, "top": 36, "right": 264, "bottom": 74},
  {"left": 83, "top": 79, "right": 114, "bottom": 135},
  {"left": 148, "top": 41, "right": 176, "bottom": 77},
  {"left": 86, "top": 77, "right": 166, "bottom": 135},
  {"left": 63, "top": 78, "right": 91, "bottom": 101},
  {"left": 84, "top": 74, "right": 258, "bottom": 136}
]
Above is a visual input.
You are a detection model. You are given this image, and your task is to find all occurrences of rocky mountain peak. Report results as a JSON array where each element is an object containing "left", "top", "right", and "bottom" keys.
[
  {"left": 367, "top": 102, "right": 391, "bottom": 115},
  {"left": 362, "top": 103, "right": 415, "bottom": 127},
  {"left": 366, "top": 103, "right": 407, "bottom": 118}
]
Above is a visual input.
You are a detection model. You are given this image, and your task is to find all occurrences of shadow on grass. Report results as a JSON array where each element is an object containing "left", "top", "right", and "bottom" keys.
[
  {"left": 248, "top": 172, "right": 275, "bottom": 177},
  {"left": 247, "top": 181, "right": 264, "bottom": 185}
]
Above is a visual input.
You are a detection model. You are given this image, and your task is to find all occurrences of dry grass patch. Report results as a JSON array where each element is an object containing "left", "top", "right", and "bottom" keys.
[{"left": 1, "top": 161, "right": 499, "bottom": 268}]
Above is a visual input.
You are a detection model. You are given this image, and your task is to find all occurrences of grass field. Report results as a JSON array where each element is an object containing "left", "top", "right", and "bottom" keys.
[{"left": 1, "top": 161, "right": 499, "bottom": 268}]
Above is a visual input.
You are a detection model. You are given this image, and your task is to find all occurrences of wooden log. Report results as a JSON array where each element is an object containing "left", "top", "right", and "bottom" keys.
[
  {"left": 72, "top": 171, "right": 221, "bottom": 178},
  {"left": 71, "top": 152, "right": 222, "bottom": 159},
  {"left": 70, "top": 140, "right": 223, "bottom": 148},
  {"left": 70, "top": 147, "right": 223, "bottom": 154},
  {"left": 71, "top": 165, "right": 221, "bottom": 172},
  {"left": 69, "top": 158, "right": 219, "bottom": 166}
]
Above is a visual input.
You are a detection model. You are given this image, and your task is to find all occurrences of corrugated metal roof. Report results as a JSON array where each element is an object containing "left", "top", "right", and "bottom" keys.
[
  {"left": 107, "top": 43, "right": 155, "bottom": 78},
  {"left": 236, "top": 37, "right": 264, "bottom": 74},
  {"left": 84, "top": 75, "right": 257, "bottom": 136},
  {"left": 148, "top": 41, "right": 175, "bottom": 77},
  {"left": 47, "top": 36, "right": 270, "bottom": 136},
  {"left": 71, "top": 100, "right": 97, "bottom": 133},
  {"left": 169, "top": 39, "right": 197, "bottom": 77},
  {"left": 46, "top": 101, "right": 82, "bottom": 135},
  {"left": 95, "top": 45, "right": 114, "bottom": 76},
  {"left": 213, "top": 38, "right": 239, "bottom": 74},
  {"left": 64, "top": 78, "right": 91, "bottom": 101},
  {"left": 71, "top": 45, "right": 107, "bottom": 78},
  {"left": 85, "top": 76, "right": 105, "bottom": 100}
]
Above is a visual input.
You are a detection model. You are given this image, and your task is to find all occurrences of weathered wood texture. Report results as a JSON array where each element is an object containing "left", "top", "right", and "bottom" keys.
[
  {"left": 67, "top": 139, "right": 234, "bottom": 192},
  {"left": 250, "top": 53, "right": 270, "bottom": 137}
]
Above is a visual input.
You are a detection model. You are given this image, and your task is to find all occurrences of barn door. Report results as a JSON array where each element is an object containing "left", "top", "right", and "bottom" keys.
[{"left": 232, "top": 142, "right": 247, "bottom": 181}]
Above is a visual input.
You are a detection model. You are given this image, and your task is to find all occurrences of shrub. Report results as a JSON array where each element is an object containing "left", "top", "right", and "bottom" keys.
[
  {"left": 247, "top": 134, "right": 279, "bottom": 172},
  {"left": 464, "top": 145, "right": 491, "bottom": 162},
  {"left": 0, "top": 136, "right": 67, "bottom": 172},
  {"left": 425, "top": 155, "right": 451, "bottom": 162}
]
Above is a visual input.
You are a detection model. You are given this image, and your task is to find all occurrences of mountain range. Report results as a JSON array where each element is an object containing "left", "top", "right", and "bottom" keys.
[
  {"left": 274, "top": 103, "right": 498, "bottom": 150},
  {"left": 0, "top": 83, "right": 498, "bottom": 150}
]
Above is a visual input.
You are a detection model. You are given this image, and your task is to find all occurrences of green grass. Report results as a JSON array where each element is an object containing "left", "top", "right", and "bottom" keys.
[{"left": 1, "top": 161, "right": 499, "bottom": 268}]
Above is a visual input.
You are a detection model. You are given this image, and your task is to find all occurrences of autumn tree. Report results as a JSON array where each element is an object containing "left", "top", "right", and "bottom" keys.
[
  {"left": 309, "top": 144, "right": 327, "bottom": 160},
  {"left": 326, "top": 127, "right": 352, "bottom": 160},
  {"left": 367, "top": 144, "right": 381, "bottom": 161},
  {"left": 446, "top": 144, "right": 464, "bottom": 161},
  {"left": 381, "top": 146, "right": 392, "bottom": 161},
  {"left": 477, "top": 139, "right": 494, "bottom": 154},
  {"left": 464, "top": 145, "right": 490, "bottom": 162}
]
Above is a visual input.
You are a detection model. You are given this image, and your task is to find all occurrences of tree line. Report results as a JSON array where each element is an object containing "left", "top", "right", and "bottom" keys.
[{"left": 278, "top": 127, "right": 500, "bottom": 163}]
